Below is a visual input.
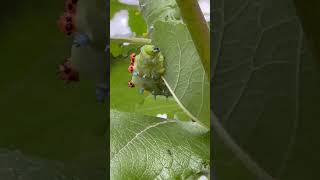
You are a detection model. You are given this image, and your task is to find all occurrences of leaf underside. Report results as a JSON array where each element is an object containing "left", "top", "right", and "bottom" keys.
[
  {"left": 110, "top": 110, "right": 210, "bottom": 179},
  {"left": 213, "top": 0, "right": 320, "bottom": 179},
  {"left": 153, "top": 21, "right": 210, "bottom": 128}
]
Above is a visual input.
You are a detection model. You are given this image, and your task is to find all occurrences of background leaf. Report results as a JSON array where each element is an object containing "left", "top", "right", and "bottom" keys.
[
  {"left": 110, "top": 0, "right": 147, "bottom": 36},
  {"left": 152, "top": 21, "right": 210, "bottom": 128},
  {"left": 128, "top": 8, "right": 148, "bottom": 36},
  {"left": 212, "top": 0, "right": 320, "bottom": 179},
  {"left": 110, "top": 58, "right": 145, "bottom": 112},
  {"left": 110, "top": 110, "right": 210, "bottom": 179}
]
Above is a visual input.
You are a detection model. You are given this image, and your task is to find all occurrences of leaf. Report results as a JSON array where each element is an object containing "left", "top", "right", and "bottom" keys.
[
  {"left": 110, "top": 58, "right": 145, "bottom": 112},
  {"left": 138, "top": 0, "right": 180, "bottom": 27},
  {"left": 152, "top": 21, "right": 210, "bottom": 128},
  {"left": 212, "top": 0, "right": 320, "bottom": 179},
  {"left": 111, "top": 41, "right": 142, "bottom": 58},
  {"left": 110, "top": 0, "right": 147, "bottom": 36},
  {"left": 128, "top": 8, "right": 148, "bottom": 35},
  {"left": 110, "top": 41, "right": 123, "bottom": 57},
  {"left": 110, "top": 110, "right": 210, "bottom": 179},
  {"left": 135, "top": 95, "right": 189, "bottom": 120},
  {"left": 128, "top": 1, "right": 210, "bottom": 126}
]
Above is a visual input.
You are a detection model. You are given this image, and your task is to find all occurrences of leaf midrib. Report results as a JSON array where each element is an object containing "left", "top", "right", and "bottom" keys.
[{"left": 111, "top": 120, "right": 175, "bottom": 162}]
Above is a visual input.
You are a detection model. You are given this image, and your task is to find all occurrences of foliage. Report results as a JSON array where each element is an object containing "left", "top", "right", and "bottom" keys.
[
  {"left": 110, "top": 110, "right": 209, "bottom": 179},
  {"left": 212, "top": 0, "right": 320, "bottom": 179},
  {"left": 110, "top": 0, "right": 210, "bottom": 179}
]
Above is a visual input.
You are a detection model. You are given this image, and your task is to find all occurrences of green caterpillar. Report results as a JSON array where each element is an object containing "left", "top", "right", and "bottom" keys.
[{"left": 128, "top": 45, "right": 171, "bottom": 98}]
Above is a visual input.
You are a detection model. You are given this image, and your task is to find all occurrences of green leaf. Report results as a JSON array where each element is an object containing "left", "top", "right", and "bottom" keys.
[
  {"left": 120, "top": 43, "right": 144, "bottom": 56},
  {"left": 152, "top": 21, "right": 210, "bottom": 128},
  {"left": 110, "top": 42, "right": 123, "bottom": 57},
  {"left": 110, "top": 0, "right": 147, "bottom": 36},
  {"left": 213, "top": 0, "right": 320, "bottom": 179},
  {"left": 128, "top": 8, "right": 148, "bottom": 36},
  {"left": 138, "top": 0, "right": 180, "bottom": 27},
  {"left": 111, "top": 40, "right": 143, "bottom": 58},
  {"left": 110, "top": 110, "right": 210, "bottom": 179},
  {"left": 135, "top": 95, "right": 189, "bottom": 120},
  {"left": 110, "top": 58, "right": 145, "bottom": 112}
]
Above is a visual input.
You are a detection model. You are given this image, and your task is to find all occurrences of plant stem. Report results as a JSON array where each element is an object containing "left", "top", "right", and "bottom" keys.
[
  {"left": 175, "top": 0, "right": 210, "bottom": 79},
  {"left": 111, "top": 37, "right": 152, "bottom": 45}
]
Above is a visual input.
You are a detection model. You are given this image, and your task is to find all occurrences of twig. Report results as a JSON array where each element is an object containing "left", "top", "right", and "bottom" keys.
[
  {"left": 175, "top": 0, "right": 210, "bottom": 79},
  {"left": 111, "top": 37, "right": 152, "bottom": 45}
]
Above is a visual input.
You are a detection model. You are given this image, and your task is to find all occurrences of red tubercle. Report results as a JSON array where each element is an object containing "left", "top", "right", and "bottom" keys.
[
  {"left": 64, "top": 0, "right": 78, "bottom": 14},
  {"left": 130, "top": 53, "right": 136, "bottom": 64},
  {"left": 128, "top": 64, "right": 134, "bottom": 73},
  {"left": 57, "top": 12, "right": 76, "bottom": 36}
]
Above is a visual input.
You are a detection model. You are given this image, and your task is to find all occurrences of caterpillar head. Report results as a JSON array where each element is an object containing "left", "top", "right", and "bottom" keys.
[
  {"left": 58, "top": 12, "right": 76, "bottom": 36},
  {"left": 141, "top": 45, "right": 160, "bottom": 57}
]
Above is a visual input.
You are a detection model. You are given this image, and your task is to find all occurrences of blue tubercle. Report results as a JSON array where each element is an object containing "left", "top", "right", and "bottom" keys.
[
  {"left": 73, "top": 33, "right": 90, "bottom": 47},
  {"left": 139, "top": 88, "right": 144, "bottom": 94},
  {"left": 133, "top": 71, "right": 139, "bottom": 77}
]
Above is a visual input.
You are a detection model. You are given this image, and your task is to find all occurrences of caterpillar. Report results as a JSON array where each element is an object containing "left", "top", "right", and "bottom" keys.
[
  {"left": 58, "top": 0, "right": 91, "bottom": 48},
  {"left": 127, "top": 45, "right": 171, "bottom": 98},
  {"left": 57, "top": 0, "right": 108, "bottom": 103},
  {"left": 57, "top": 0, "right": 82, "bottom": 83}
]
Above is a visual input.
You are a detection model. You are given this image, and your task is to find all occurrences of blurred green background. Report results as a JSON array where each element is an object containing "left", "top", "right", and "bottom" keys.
[{"left": 0, "top": 0, "right": 106, "bottom": 174}]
